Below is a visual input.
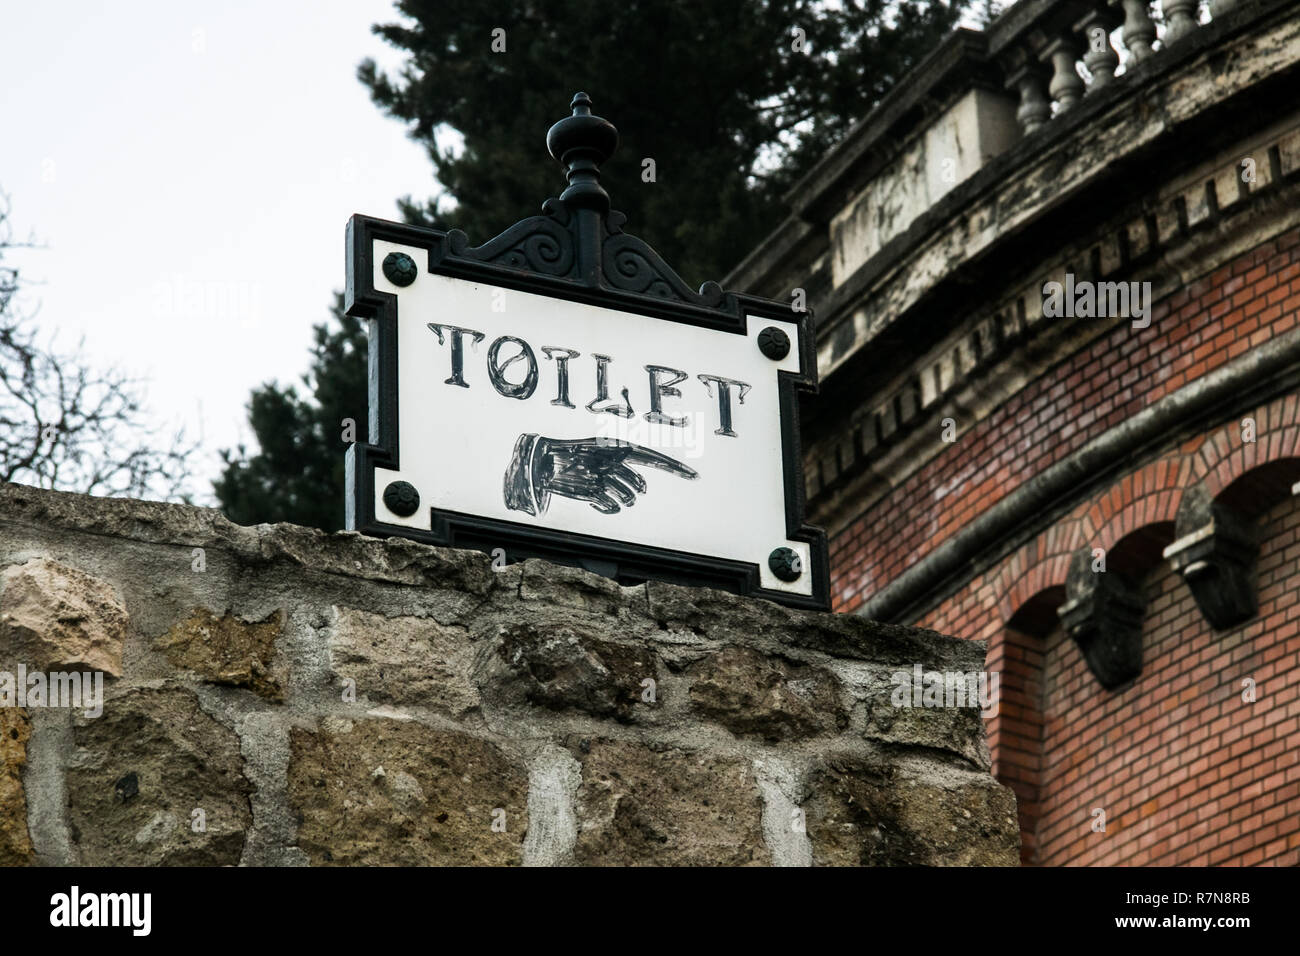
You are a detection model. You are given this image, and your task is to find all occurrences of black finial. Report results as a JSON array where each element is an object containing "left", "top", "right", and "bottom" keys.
[{"left": 546, "top": 92, "right": 619, "bottom": 212}]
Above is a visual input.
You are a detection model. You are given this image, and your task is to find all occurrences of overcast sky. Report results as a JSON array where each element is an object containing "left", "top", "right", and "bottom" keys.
[{"left": 3, "top": 1, "right": 439, "bottom": 501}]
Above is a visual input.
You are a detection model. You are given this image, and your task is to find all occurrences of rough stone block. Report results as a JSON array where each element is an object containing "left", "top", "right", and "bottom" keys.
[
  {"left": 65, "top": 686, "right": 252, "bottom": 866},
  {"left": 0, "top": 558, "right": 128, "bottom": 675},
  {"left": 864, "top": 690, "right": 991, "bottom": 770},
  {"left": 573, "top": 740, "right": 769, "bottom": 866},
  {"left": 0, "top": 483, "right": 1016, "bottom": 868},
  {"left": 1277, "top": 126, "right": 1300, "bottom": 178},
  {"left": 644, "top": 578, "right": 981, "bottom": 671},
  {"left": 330, "top": 607, "right": 479, "bottom": 718},
  {"left": 0, "top": 708, "right": 33, "bottom": 865},
  {"left": 288, "top": 718, "right": 527, "bottom": 866},
  {"left": 479, "top": 621, "right": 658, "bottom": 722},
  {"left": 511, "top": 559, "right": 646, "bottom": 620},
  {"left": 1211, "top": 163, "right": 1246, "bottom": 213},
  {"left": 155, "top": 607, "right": 284, "bottom": 701},
  {"left": 1125, "top": 216, "right": 1153, "bottom": 262},
  {"left": 805, "top": 755, "right": 1019, "bottom": 866},
  {"left": 688, "top": 645, "right": 846, "bottom": 741},
  {"left": 1184, "top": 182, "right": 1214, "bottom": 229}
]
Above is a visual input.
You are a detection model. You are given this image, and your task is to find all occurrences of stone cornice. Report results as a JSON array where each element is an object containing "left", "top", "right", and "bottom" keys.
[
  {"left": 812, "top": 0, "right": 1300, "bottom": 384},
  {"left": 806, "top": 119, "right": 1300, "bottom": 523}
]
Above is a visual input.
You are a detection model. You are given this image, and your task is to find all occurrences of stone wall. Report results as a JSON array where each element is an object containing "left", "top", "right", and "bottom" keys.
[{"left": 0, "top": 482, "right": 1017, "bottom": 866}]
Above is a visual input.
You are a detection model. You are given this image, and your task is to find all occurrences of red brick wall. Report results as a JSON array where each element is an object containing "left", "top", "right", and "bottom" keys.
[
  {"left": 1032, "top": 495, "right": 1300, "bottom": 866},
  {"left": 826, "top": 229, "right": 1300, "bottom": 865},
  {"left": 829, "top": 226, "right": 1300, "bottom": 615}
]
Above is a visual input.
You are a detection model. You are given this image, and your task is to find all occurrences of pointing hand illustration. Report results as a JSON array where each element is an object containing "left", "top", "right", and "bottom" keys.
[{"left": 504, "top": 434, "right": 698, "bottom": 516}]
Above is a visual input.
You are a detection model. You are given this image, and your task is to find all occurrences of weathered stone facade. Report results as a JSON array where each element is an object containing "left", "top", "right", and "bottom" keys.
[{"left": 0, "top": 482, "right": 1016, "bottom": 866}]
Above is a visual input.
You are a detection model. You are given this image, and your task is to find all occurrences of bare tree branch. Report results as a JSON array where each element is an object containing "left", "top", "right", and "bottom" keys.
[{"left": 0, "top": 191, "right": 195, "bottom": 500}]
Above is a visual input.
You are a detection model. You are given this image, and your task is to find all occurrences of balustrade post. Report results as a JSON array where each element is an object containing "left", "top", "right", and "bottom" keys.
[
  {"left": 1040, "top": 37, "right": 1086, "bottom": 113},
  {"left": 1163, "top": 0, "right": 1200, "bottom": 43},
  {"left": 1076, "top": 9, "right": 1121, "bottom": 89},
  {"left": 1113, "top": 0, "right": 1157, "bottom": 62},
  {"left": 1007, "top": 64, "right": 1052, "bottom": 134}
]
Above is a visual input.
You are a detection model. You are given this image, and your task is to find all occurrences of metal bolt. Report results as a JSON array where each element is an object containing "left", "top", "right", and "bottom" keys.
[
  {"left": 382, "top": 252, "right": 418, "bottom": 287},
  {"left": 768, "top": 547, "right": 803, "bottom": 581},
  {"left": 383, "top": 480, "right": 420, "bottom": 517},
  {"left": 757, "top": 326, "right": 790, "bottom": 360}
]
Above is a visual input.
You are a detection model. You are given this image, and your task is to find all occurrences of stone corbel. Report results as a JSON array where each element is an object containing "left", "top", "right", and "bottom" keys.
[
  {"left": 1163, "top": 486, "right": 1258, "bottom": 630},
  {"left": 1057, "top": 548, "right": 1145, "bottom": 690}
]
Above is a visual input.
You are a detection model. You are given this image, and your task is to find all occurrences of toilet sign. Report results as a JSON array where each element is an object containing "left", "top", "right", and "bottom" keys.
[{"left": 345, "top": 94, "right": 828, "bottom": 609}]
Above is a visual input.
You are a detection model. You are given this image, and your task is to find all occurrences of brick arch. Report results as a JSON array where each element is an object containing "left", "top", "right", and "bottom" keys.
[
  {"left": 995, "top": 520, "right": 1091, "bottom": 624},
  {"left": 1215, "top": 458, "right": 1300, "bottom": 519},
  {"left": 970, "top": 423, "right": 1300, "bottom": 866},
  {"left": 981, "top": 457, "right": 1194, "bottom": 641},
  {"left": 1082, "top": 458, "right": 1186, "bottom": 553},
  {"left": 1000, "top": 548, "right": 1075, "bottom": 625},
  {"left": 1192, "top": 395, "right": 1300, "bottom": 498},
  {"left": 996, "top": 407, "right": 1300, "bottom": 619}
]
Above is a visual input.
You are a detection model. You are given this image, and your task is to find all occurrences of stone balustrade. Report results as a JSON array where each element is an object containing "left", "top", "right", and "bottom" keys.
[{"left": 992, "top": 0, "right": 1233, "bottom": 138}]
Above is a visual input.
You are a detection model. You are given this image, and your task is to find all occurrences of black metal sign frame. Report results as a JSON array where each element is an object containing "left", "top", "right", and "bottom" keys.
[{"left": 345, "top": 93, "right": 829, "bottom": 610}]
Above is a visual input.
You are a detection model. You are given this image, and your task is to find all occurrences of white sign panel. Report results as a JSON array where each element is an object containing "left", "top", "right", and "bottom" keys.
[{"left": 345, "top": 215, "right": 828, "bottom": 609}]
